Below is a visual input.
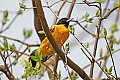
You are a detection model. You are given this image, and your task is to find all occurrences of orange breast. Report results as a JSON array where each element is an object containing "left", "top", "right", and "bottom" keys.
[{"left": 40, "top": 24, "right": 69, "bottom": 57}]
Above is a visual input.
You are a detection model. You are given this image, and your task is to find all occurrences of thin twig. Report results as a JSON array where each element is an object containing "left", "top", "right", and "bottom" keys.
[
  {"left": 53, "top": 0, "right": 67, "bottom": 24},
  {"left": 103, "top": 0, "right": 110, "bottom": 15},
  {"left": 81, "top": 48, "right": 92, "bottom": 63},
  {"left": 45, "top": 0, "right": 59, "bottom": 19},
  {"left": 67, "top": 0, "right": 76, "bottom": 18},
  {"left": 82, "top": 48, "right": 120, "bottom": 69},
  {"left": 73, "top": 34, "right": 111, "bottom": 79},
  {"left": 104, "top": 37, "right": 118, "bottom": 80},
  {"left": 43, "top": 0, "right": 61, "bottom": 7},
  {"left": 42, "top": 62, "right": 58, "bottom": 79},
  {"left": 0, "top": 35, "right": 39, "bottom": 47}
]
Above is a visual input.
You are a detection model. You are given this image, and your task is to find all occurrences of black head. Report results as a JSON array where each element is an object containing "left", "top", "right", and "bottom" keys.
[{"left": 57, "top": 18, "right": 73, "bottom": 28}]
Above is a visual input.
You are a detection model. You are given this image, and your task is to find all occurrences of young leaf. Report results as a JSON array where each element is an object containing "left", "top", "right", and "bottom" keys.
[
  {"left": 96, "top": 10, "right": 100, "bottom": 17},
  {"left": 100, "top": 60, "right": 102, "bottom": 66},
  {"left": 65, "top": 43, "right": 70, "bottom": 53},
  {"left": 99, "top": 49, "right": 103, "bottom": 57},
  {"left": 23, "top": 29, "right": 33, "bottom": 39},
  {"left": 31, "top": 49, "right": 42, "bottom": 62},
  {"left": 3, "top": 37, "right": 9, "bottom": 51},
  {"left": 104, "top": 66, "right": 108, "bottom": 73},
  {"left": 114, "top": 1, "right": 120, "bottom": 8},
  {"left": 19, "top": 3, "right": 26, "bottom": 10},
  {"left": 86, "top": 18, "right": 93, "bottom": 23},
  {"left": 84, "top": 24, "right": 88, "bottom": 28},
  {"left": 110, "top": 23, "right": 118, "bottom": 32},
  {"left": 106, "top": 43, "right": 114, "bottom": 51},
  {"left": 38, "top": 31, "right": 45, "bottom": 34},
  {"left": 102, "top": 28, "right": 107, "bottom": 37},
  {"left": 108, "top": 66, "right": 112, "bottom": 74},
  {"left": 13, "top": 60, "right": 18, "bottom": 65},
  {"left": 83, "top": 12, "right": 89, "bottom": 19},
  {"left": 0, "top": 45, "right": 3, "bottom": 52},
  {"left": 27, "top": 30, "right": 32, "bottom": 38},
  {"left": 71, "top": 71, "right": 78, "bottom": 80},
  {"left": 2, "top": 10, "right": 9, "bottom": 25},
  {"left": 57, "top": 71, "right": 61, "bottom": 80},
  {"left": 85, "top": 43, "right": 89, "bottom": 48},
  {"left": 10, "top": 44, "right": 16, "bottom": 51},
  {"left": 68, "top": 25, "right": 75, "bottom": 35},
  {"left": 18, "top": 10, "right": 23, "bottom": 15}
]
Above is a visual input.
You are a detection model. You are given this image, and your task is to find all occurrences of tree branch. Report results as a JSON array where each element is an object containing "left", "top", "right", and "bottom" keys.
[
  {"left": 32, "top": 0, "right": 45, "bottom": 41},
  {"left": 34, "top": 0, "right": 91, "bottom": 80},
  {"left": 0, "top": 65, "right": 16, "bottom": 80}
]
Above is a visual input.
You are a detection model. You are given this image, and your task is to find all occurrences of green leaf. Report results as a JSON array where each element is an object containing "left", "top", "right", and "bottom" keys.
[
  {"left": 85, "top": 43, "right": 89, "bottom": 48},
  {"left": 104, "top": 66, "right": 108, "bottom": 72},
  {"left": 2, "top": 10, "right": 9, "bottom": 25},
  {"left": 22, "top": 61, "right": 34, "bottom": 78},
  {"left": 86, "top": 18, "right": 93, "bottom": 23},
  {"left": 106, "top": 43, "right": 114, "bottom": 51},
  {"left": 96, "top": 0, "right": 106, "bottom": 3},
  {"left": 31, "top": 49, "right": 42, "bottom": 62},
  {"left": 17, "top": 10, "right": 23, "bottom": 15},
  {"left": 10, "top": 44, "right": 16, "bottom": 51},
  {"left": 84, "top": 24, "right": 88, "bottom": 28},
  {"left": 27, "top": 30, "right": 32, "bottom": 38},
  {"left": 108, "top": 34, "right": 116, "bottom": 43},
  {"left": 114, "top": 1, "right": 120, "bottom": 8},
  {"left": 109, "top": 44, "right": 114, "bottom": 51},
  {"left": 57, "top": 71, "right": 61, "bottom": 80},
  {"left": 65, "top": 43, "right": 70, "bottom": 53},
  {"left": 38, "top": 31, "right": 45, "bottom": 34},
  {"left": 3, "top": 10, "right": 8, "bottom": 18},
  {"left": 19, "top": 3, "right": 26, "bottom": 10},
  {"left": 71, "top": 71, "right": 78, "bottom": 80},
  {"left": 83, "top": 12, "right": 89, "bottom": 19},
  {"left": 110, "top": 23, "right": 118, "bottom": 32},
  {"left": 13, "top": 60, "right": 18, "bottom": 65},
  {"left": 3, "top": 37, "right": 9, "bottom": 51},
  {"left": 108, "top": 66, "right": 112, "bottom": 74},
  {"left": 100, "top": 60, "right": 102, "bottom": 66},
  {"left": 96, "top": 10, "right": 100, "bottom": 17},
  {"left": 68, "top": 25, "right": 75, "bottom": 35},
  {"left": 99, "top": 49, "right": 103, "bottom": 57},
  {"left": 23, "top": 29, "right": 33, "bottom": 39},
  {"left": 0, "top": 45, "right": 3, "bottom": 52},
  {"left": 102, "top": 28, "right": 107, "bottom": 37}
]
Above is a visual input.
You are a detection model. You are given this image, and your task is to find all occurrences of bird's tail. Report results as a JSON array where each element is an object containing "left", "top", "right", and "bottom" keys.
[
  {"left": 20, "top": 49, "right": 46, "bottom": 73},
  {"left": 20, "top": 52, "right": 31, "bottom": 67}
]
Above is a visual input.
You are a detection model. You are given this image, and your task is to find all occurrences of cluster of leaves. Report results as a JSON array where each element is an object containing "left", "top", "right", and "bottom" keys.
[
  {"left": 22, "top": 49, "right": 43, "bottom": 78},
  {"left": 23, "top": 28, "right": 33, "bottom": 39},
  {"left": 0, "top": 37, "right": 19, "bottom": 65},
  {"left": 82, "top": 10, "right": 100, "bottom": 28},
  {"left": 104, "top": 66, "right": 112, "bottom": 75},
  {"left": 0, "top": 37, "right": 17, "bottom": 53}
]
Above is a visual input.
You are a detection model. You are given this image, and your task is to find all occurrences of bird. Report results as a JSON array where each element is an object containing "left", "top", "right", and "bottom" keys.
[{"left": 20, "top": 18, "right": 73, "bottom": 68}]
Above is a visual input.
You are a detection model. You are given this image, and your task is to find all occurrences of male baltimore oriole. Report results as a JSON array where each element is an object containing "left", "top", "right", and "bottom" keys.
[{"left": 20, "top": 18, "right": 73, "bottom": 67}]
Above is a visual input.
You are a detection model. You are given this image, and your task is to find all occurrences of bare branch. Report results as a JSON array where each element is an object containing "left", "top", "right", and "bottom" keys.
[{"left": 0, "top": 65, "right": 16, "bottom": 80}]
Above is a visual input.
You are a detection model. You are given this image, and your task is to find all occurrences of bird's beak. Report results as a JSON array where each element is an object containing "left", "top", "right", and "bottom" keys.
[{"left": 67, "top": 18, "right": 74, "bottom": 22}]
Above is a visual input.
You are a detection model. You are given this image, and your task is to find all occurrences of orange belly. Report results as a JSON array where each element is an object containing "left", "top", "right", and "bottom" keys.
[{"left": 40, "top": 24, "right": 69, "bottom": 57}]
